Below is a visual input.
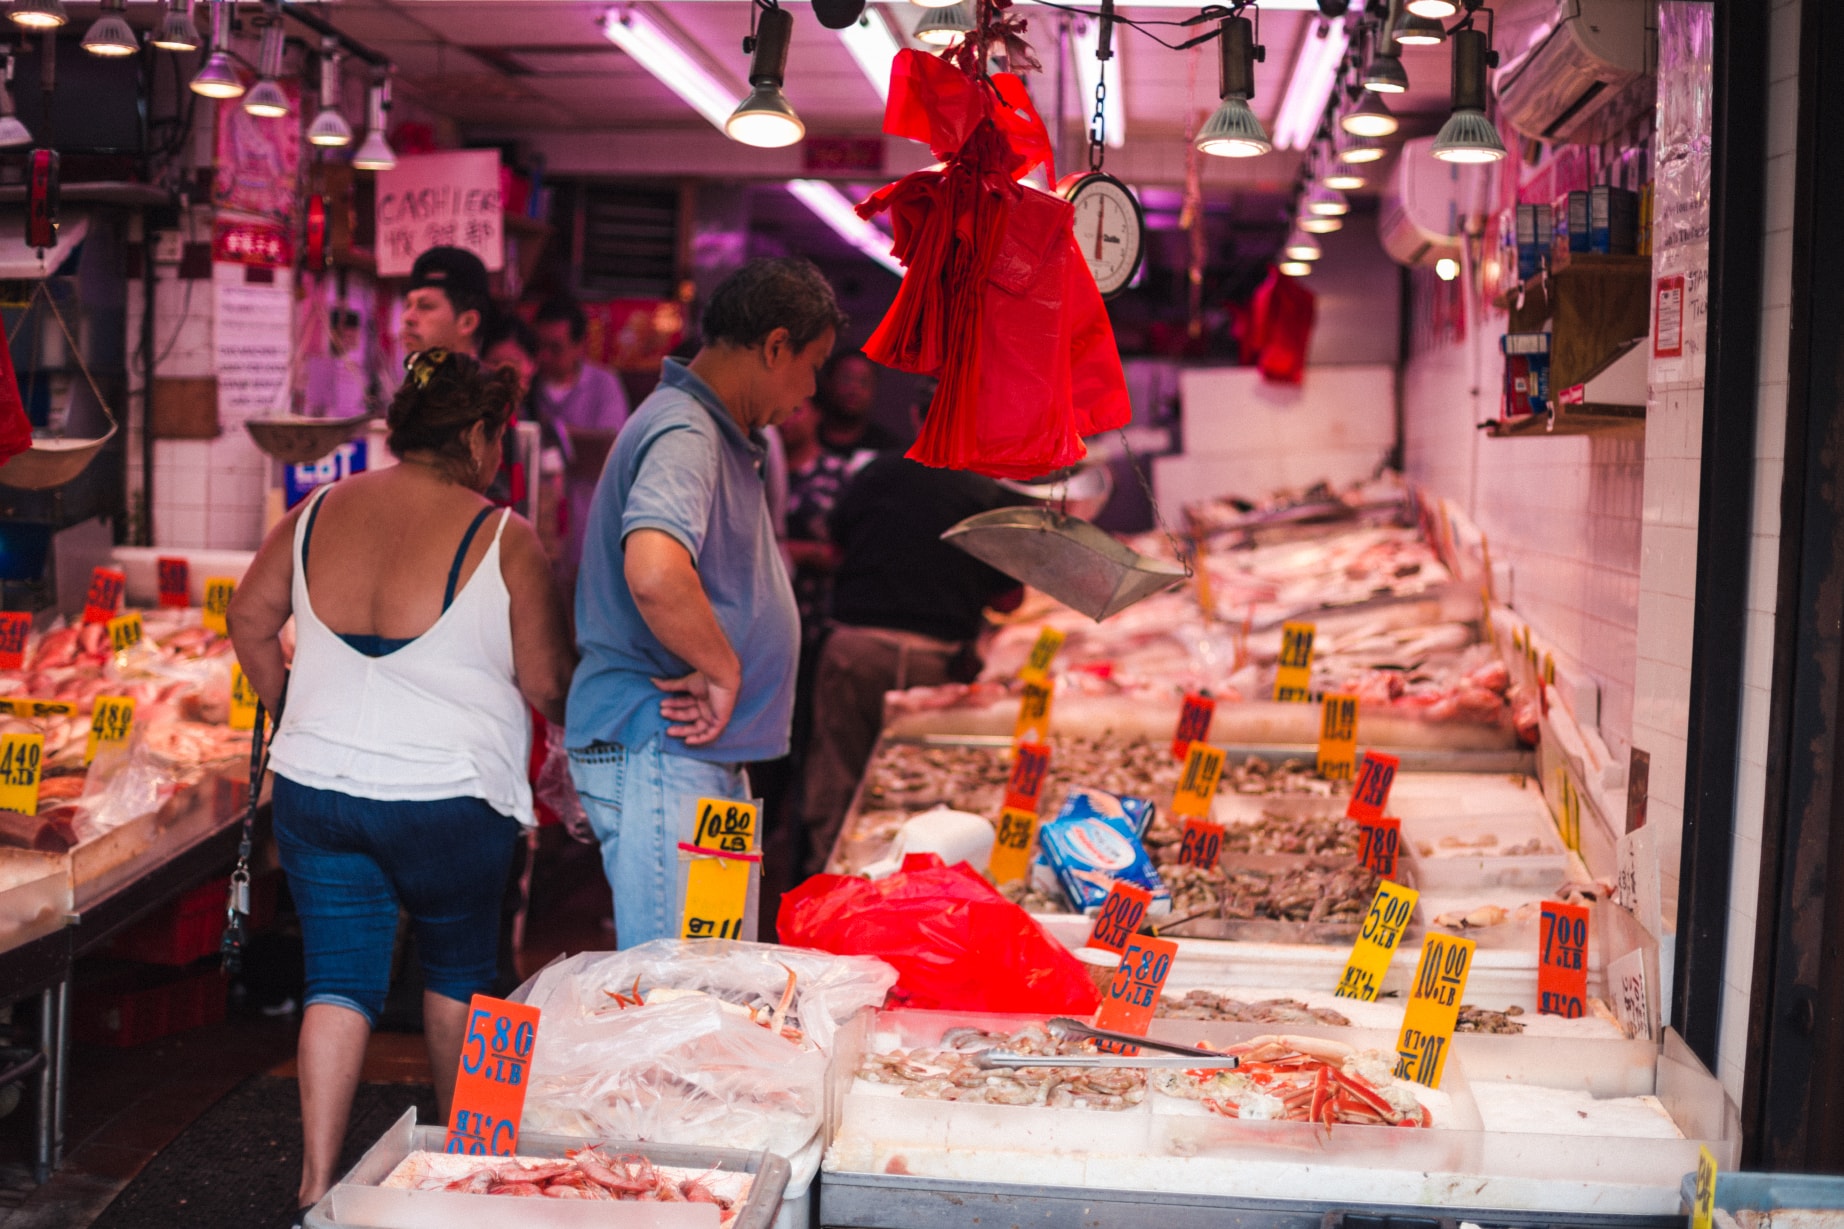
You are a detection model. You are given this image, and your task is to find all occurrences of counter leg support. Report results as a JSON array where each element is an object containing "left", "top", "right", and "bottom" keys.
[{"left": 51, "top": 978, "right": 69, "bottom": 1171}]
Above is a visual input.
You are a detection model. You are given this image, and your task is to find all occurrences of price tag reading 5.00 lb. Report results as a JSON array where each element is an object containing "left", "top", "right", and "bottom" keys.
[
  {"left": 1020, "top": 627, "right": 1065, "bottom": 683},
  {"left": 680, "top": 796, "right": 760, "bottom": 941},
  {"left": 1171, "top": 691, "right": 1216, "bottom": 760},
  {"left": 1538, "top": 900, "right": 1590, "bottom": 1019},
  {"left": 1393, "top": 933, "right": 1476, "bottom": 1088},
  {"left": 85, "top": 696, "right": 135, "bottom": 766},
  {"left": 1171, "top": 742, "right": 1225, "bottom": 818},
  {"left": 1274, "top": 621, "right": 1316, "bottom": 702},
  {"left": 1346, "top": 751, "right": 1400, "bottom": 822},
  {"left": 203, "top": 578, "right": 237, "bottom": 636},
  {"left": 0, "top": 732, "right": 44, "bottom": 816},
  {"left": 1013, "top": 678, "right": 1055, "bottom": 746},
  {"left": 0, "top": 613, "right": 28, "bottom": 671},
  {"left": 445, "top": 994, "right": 540, "bottom": 1156},
  {"left": 1336, "top": 880, "right": 1418, "bottom": 1002},
  {"left": 1085, "top": 881, "right": 1152, "bottom": 955},
  {"left": 1003, "top": 742, "right": 1051, "bottom": 814},
  {"left": 1317, "top": 694, "right": 1359, "bottom": 782},
  {"left": 1093, "top": 935, "right": 1178, "bottom": 1054},
  {"left": 989, "top": 806, "right": 1038, "bottom": 885}
]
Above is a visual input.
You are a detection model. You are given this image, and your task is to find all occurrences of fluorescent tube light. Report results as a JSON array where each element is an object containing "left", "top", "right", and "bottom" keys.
[
  {"left": 1271, "top": 16, "right": 1347, "bottom": 151},
  {"left": 787, "top": 179, "right": 903, "bottom": 274},
  {"left": 601, "top": 6, "right": 740, "bottom": 132},
  {"left": 836, "top": 7, "right": 899, "bottom": 102}
]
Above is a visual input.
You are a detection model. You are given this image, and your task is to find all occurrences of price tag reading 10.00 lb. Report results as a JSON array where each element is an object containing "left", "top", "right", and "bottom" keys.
[
  {"left": 1393, "top": 933, "right": 1476, "bottom": 1089},
  {"left": 680, "top": 797, "right": 759, "bottom": 941},
  {"left": 0, "top": 732, "right": 44, "bottom": 816},
  {"left": 1335, "top": 880, "right": 1418, "bottom": 1002},
  {"left": 445, "top": 994, "right": 540, "bottom": 1156},
  {"left": 85, "top": 696, "right": 135, "bottom": 766},
  {"left": 1093, "top": 935, "right": 1178, "bottom": 1054}
]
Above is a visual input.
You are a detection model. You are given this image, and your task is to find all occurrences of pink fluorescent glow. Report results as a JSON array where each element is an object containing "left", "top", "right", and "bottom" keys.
[{"left": 1271, "top": 17, "right": 1349, "bottom": 152}]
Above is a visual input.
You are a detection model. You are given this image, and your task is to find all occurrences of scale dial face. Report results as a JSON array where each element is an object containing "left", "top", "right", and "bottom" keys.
[{"left": 1063, "top": 172, "right": 1146, "bottom": 299}]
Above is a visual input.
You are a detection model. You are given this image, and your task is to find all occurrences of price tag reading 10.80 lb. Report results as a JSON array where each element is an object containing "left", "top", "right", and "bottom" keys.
[
  {"left": 680, "top": 797, "right": 760, "bottom": 941},
  {"left": 445, "top": 994, "right": 540, "bottom": 1156},
  {"left": 1093, "top": 935, "right": 1178, "bottom": 1055},
  {"left": 1393, "top": 933, "right": 1476, "bottom": 1089},
  {"left": 1335, "top": 880, "right": 1418, "bottom": 1003},
  {"left": 0, "top": 732, "right": 44, "bottom": 816}
]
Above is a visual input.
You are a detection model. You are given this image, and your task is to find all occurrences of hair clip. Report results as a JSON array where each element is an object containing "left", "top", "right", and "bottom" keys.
[{"left": 405, "top": 347, "right": 451, "bottom": 389}]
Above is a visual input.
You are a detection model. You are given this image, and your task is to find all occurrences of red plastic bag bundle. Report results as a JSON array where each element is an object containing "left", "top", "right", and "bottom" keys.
[
  {"left": 1232, "top": 266, "right": 1317, "bottom": 385},
  {"left": 777, "top": 853, "right": 1102, "bottom": 1014},
  {"left": 857, "top": 49, "right": 1130, "bottom": 479}
]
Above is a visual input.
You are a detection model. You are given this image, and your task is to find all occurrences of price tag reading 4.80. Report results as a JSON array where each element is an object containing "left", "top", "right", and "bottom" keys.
[
  {"left": 988, "top": 806, "right": 1038, "bottom": 885},
  {"left": 1537, "top": 900, "right": 1590, "bottom": 1019},
  {"left": 1093, "top": 934, "right": 1178, "bottom": 1055},
  {"left": 445, "top": 994, "right": 540, "bottom": 1156},
  {"left": 1085, "top": 881, "right": 1152, "bottom": 955},
  {"left": 1393, "top": 933, "right": 1476, "bottom": 1088},
  {"left": 680, "top": 796, "right": 760, "bottom": 941},
  {"left": 85, "top": 696, "right": 136, "bottom": 766},
  {"left": 1336, "top": 880, "right": 1418, "bottom": 1002},
  {"left": 0, "top": 732, "right": 44, "bottom": 816}
]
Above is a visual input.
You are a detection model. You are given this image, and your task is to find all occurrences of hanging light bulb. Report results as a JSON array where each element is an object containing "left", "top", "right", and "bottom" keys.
[
  {"left": 152, "top": 0, "right": 200, "bottom": 52},
  {"left": 243, "top": 15, "right": 289, "bottom": 116},
  {"left": 1341, "top": 91, "right": 1398, "bottom": 137},
  {"left": 1406, "top": 0, "right": 1458, "bottom": 18},
  {"left": 1391, "top": 12, "right": 1445, "bottom": 46},
  {"left": 190, "top": 0, "right": 243, "bottom": 97},
  {"left": 0, "top": 54, "right": 30, "bottom": 147},
  {"left": 1362, "top": 47, "right": 1408, "bottom": 93},
  {"left": 1335, "top": 129, "right": 1382, "bottom": 164},
  {"left": 913, "top": 2, "right": 971, "bottom": 46},
  {"left": 1298, "top": 213, "right": 1343, "bottom": 234},
  {"left": 1434, "top": 257, "right": 1460, "bottom": 280},
  {"left": 1304, "top": 182, "right": 1348, "bottom": 217},
  {"left": 307, "top": 38, "right": 351, "bottom": 146},
  {"left": 1323, "top": 166, "right": 1366, "bottom": 191},
  {"left": 726, "top": 5, "right": 803, "bottom": 148},
  {"left": 1195, "top": 15, "right": 1270, "bottom": 158},
  {"left": 83, "top": 0, "right": 138, "bottom": 56},
  {"left": 1432, "top": 26, "right": 1505, "bottom": 163},
  {"left": 908, "top": 0, "right": 960, "bottom": 9},
  {"left": 9, "top": 0, "right": 66, "bottom": 31},
  {"left": 1283, "top": 229, "right": 1322, "bottom": 261},
  {"left": 1278, "top": 260, "right": 1313, "bottom": 278},
  {"left": 352, "top": 73, "right": 396, "bottom": 169}
]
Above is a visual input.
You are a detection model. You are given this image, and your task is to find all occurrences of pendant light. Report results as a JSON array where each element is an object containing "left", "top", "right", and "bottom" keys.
[
  {"left": 8, "top": 0, "right": 66, "bottom": 31},
  {"left": 1298, "top": 213, "right": 1343, "bottom": 235},
  {"left": 1195, "top": 14, "right": 1270, "bottom": 158},
  {"left": 1406, "top": 0, "right": 1458, "bottom": 17},
  {"left": 1283, "top": 229, "right": 1322, "bottom": 261},
  {"left": 726, "top": 5, "right": 803, "bottom": 148},
  {"left": 243, "top": 14, "right": 289, "bottom": 117},
  {"left": 913, "top": 2, "right": 972, "bottom": 47},
  {"left": 1335, "top": 129, "right": 1382, "bottom": 164},
  {"left": 908, "top": 0, "right": 961, "bottom": 10},
  {"left": 0, "top": 54, "right": 30, "bottom": 148},
  {"left": 82, "top": 0, "right": 138, "bottom": 57},
  {"left": 1278, "top": 260, "right": 1313, "bottom": 278},
  {"left": 352, "top": 73, "right": 395, "bottom": 169},
  {"left": 1432, "top": 26, "right": 1505, "bottom": 163},
  {"left": 1323, "top": 166, "right": 1365, "bottom": 192},
  {"left": 1391, "top": 12, "right": 1446, "bottom": 46},
  {"left": 190, "top": 0, "right": 243, "bottom": 97},
  {"left": 152, "top": 0, "right": 200, "bottom": 52},
  {"left": 307, "top": 37, "right": 351, "bottom": 146},
  {"left": 1304, "top": 181, "right": 1348, "bottom": 217},
  {"left": 1340, "top": 90, "right": 1397, "bottom": 137}
]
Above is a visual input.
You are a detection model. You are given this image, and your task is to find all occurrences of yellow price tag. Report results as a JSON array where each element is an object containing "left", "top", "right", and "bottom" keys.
[
  {"left": 0, "top": 698, "right": 76, "bottom": 719},
  {"left": 988, "top": 806, "right": 1038, "bottom": 885},
  {"left": 1274, "top": 620, "right": 1316, "bottom": 702},
  {"left": 1020, "top": 627, "right": 1065, "bottom": 683},
  {"left": 1013, "top": 677, "right": 1055, "bottom": 745},
  {"left": 0, "top": 731, "right": 44, "bottom": 815},
  {"left": 1317, "top": 692, "right": 1359, "bottom": 781},
  {"left": 1170, "top": 742, "right": 1226, "bottom": 818},
  {"left": 680, "top": 796, "right": 759, "bottom": 942},
  {"left": 1393, "top": 932, "right": 1476, "bottom": 1088},
  {"left": 203, "top": 577, "right": 236, "bottom": 635},
  {"left": 1335, "top": 880, "right": 1418, "bottom": 1002},
  {"left": 106, "top": 611, "right": 144, "bottom": 654},
  {"left": 229, "top": 665, "right": 259, "bottom": 731},
  {"left": 85, "top": 695, "right": 136, "bottom": 765},
  {"left": 1691, "top": 1146, "right": 1718, "bottom": 1229}
]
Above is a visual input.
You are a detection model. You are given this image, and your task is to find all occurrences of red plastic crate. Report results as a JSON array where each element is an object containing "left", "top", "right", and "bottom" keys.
[
  {"left": 72, "top": 963, "right": 227, "bottom": 1048},
  {"left": 103, "top": 872, "right": 279, "bottom": 966}
]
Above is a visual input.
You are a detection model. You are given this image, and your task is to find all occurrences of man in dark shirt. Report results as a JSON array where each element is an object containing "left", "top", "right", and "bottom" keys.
[
  {"left": 816, "top": 350, "right": 902, "bottom": 456},
  {"left": 796, "top": 451, "right": 1028, "bottom": 874}
]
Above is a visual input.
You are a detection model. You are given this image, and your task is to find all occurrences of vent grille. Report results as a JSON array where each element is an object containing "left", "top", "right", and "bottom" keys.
[{"left": 579, "top": 186, "right": 679, "bottom": 299}]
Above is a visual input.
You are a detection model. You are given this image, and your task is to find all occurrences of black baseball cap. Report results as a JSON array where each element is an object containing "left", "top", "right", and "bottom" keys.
[{"left": 406, "top": 246, "right": 490, "bottom": 314}]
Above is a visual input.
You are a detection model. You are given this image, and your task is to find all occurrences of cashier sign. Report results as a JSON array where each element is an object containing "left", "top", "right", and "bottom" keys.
[{"left": 445, "top": 994, "right": 540, "bottom": 1156}]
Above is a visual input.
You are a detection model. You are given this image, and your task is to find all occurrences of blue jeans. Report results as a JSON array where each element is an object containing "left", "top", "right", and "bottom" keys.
[
  {"left": 272, "top": 775, "right": 521, "bottom": 1025},
  {"left": 569, "top": 736, "right": 750, "bottom": 949}
]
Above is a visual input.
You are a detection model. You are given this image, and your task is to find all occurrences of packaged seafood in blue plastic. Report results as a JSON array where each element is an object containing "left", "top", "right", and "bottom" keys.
[{"left": 1035, "top": 788, "right": 1171, "bottom": 915}]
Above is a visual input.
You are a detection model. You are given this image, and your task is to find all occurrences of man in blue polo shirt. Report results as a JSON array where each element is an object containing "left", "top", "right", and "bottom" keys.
[{"left": 567, "top": 258, "right": 844, "bottom": 948}]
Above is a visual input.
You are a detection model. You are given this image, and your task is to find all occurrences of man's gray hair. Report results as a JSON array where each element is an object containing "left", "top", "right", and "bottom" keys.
[{"left": 701, "top": 257, "right": 849, "bottom": 353}]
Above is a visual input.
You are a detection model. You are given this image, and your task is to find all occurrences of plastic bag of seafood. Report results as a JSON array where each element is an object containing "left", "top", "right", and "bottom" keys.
[{"left": 511, "top": 941, "right": 896, "bottom": 1190}]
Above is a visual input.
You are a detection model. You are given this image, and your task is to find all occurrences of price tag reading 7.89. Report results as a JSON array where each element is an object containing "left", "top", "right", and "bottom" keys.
[
  {"left": 1393, "top": 933, "right": 1475, "bottom": 1088},
  {"left": 1094, "top": 935, "right": 1178, "bottom": 1054},
  {"left": 1335, "top": 880, "right": 1419, "bottom": 1003},
  {"left": 0, "top": 732, "right": 44, "bottom": 816},
  {"left": 1346, "top": 751, "right": 1400, "bottom": 821},
  {"left": 445, "top": 994, "right": 540, "bottom": 1156}
]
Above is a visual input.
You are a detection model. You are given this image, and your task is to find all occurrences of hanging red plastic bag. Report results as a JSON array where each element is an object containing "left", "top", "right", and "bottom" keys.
[
  {"left": 0, "top": 311, "right": 34, "bottom": 464},
  {"left": 777, "top": 853, "right": 1102, "bottom": 1014},
  {"left": 1233, "top": 266, "right": 1317, "bottom": 385}
]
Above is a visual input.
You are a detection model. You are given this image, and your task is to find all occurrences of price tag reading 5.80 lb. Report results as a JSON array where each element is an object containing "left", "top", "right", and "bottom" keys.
[
  {"left": 680, "top": 796, "right": 761, "bottom": 941},
  {"left": 0, "top": 732, "right": 44, "bottom": 816},
  {"left": 1393, "top": 933, "right": 1476, "bottom": 1088},
  {"left": 1093, "top": 934, "right": 1178, "bottom": 1054},
  {"left": 1085, "top": 881, "right": 1152, "bottom": 955},
  {"left": 85, "top": 696, "right": 135, "bottom": 765},
  {"left": 445, "top": 994, "right": 540, "bottom": 1156},
  {"left": 1336, "top": 880, "right": 1418, "bottom": 1002}
]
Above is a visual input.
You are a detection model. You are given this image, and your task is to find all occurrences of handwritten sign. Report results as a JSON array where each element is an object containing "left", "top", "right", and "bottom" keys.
[
  {"left": 1538, "top": 900, "right": 1590, "bottom": 1018},
  {"left": 989, "top": 806, "right": 1038, "bottom": 885},
  {"left": 374, "top": 150, "right": 505, "bottom": 277},
  {"left": 1171, "top": 691, "right": 1216, "bottom": 760},
  {"left": 1336, "top": 880, "right": 1418, "bottom": 1002},
  {"left": 1003, "top": 742, "right": 1050, "bottom": 813},
  {"left": 1393, "top": 933, "right": 1475, "bottom": 1088},
  {"left": 1013, "top": 677, "right": 1054, "bottom": 745},
  {"left": 1093, "top": 935, "right": 1178, "bottom": 1054},
  {"left": 0, "top": 732, "right": 44, "bottom": 816},
  {"left": 680, "top": 796, "right": 759, "bottom": 941},
  {"left": 203, "top": 578, "right": 236, "bottom": 636},
  {"left": 1171, "top": 742, "right": 1225, "bottom": 818},
  {"left": 1020, "top": 627, "right": 1065, "bottom": 683},
  {"left": 1317, "top": 693, "right": 1359, "bottom": 782},
  {"left": 229, "top": 665, "right": 259, "bottom": 731},
  {"left": 1356, "top": 816, "right": 1402, "bottom": 879},
  {"left": 0, "top": 698, "right": 76, "bottom": 719},
  {"left": 1273, "top": 620, "right": 1316, "bottom": 701},
  {"left": 85, "top": 695, "right": 135, "bottom": 765},
  {"left": 1085, "top": 881, "right": 1152, "bottom": 954},
  {"left": 444, "top": 994, "right": 539, "bottom": 1156},
  {"left": 106, "top": 612, "right": 144, "bottom": 655},
  {"left": 82, "top": 567, "right": 125, "bottom": 625},
  {"left": 0, "top": 613, "right": 28, "bottom": 670},
  {"left": 1609, "top": 947, "right": 1653, "bottom": 1041},
  {"left": 156, "top": 557, "right": 191, "bottom": 608},
  {"left": 1178, "top": 817, "right": 1225, "bottom": 869},
  {"left": 1346, "top": 751, "right": 1400, "bottom": 821},
  {"left": 1691, "top": 1146, "right": 1717, "bottom": 1229}
]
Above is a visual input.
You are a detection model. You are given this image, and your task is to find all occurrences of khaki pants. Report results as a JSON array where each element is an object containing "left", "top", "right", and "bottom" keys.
[{"left": 798, "top": 624, "right": 960, "bottom": 876}]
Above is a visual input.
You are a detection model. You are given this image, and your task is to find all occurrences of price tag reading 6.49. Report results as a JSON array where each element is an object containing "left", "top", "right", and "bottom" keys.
[
  {"left": 1093, "top": 934, "right": 1178, "bottom": 1054},
  {"left": 445, "top": 994, "right": 540, "bottom": 1156},
  {"left": 1178, "top": 817, "right": 1224, "bottom": 869}
]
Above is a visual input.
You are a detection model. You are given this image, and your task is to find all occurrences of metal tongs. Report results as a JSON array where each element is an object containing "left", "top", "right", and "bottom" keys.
[{"left": 974, "top": 1018, "right": 1241, "bottom": 1070}]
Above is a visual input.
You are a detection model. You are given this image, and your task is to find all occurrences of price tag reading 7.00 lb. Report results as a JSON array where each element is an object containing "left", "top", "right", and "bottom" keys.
[
  {"left": 1093, "top": 935, "right": 1178, "bottom": 1055},
  {"left": 1085, "top": 881, "right": 1152, "bottom": 955},
  {"left": 1171, "top": 742, "right": 1225, "bottom": 818},
  {"left": 1393, "top": 933, "right": 1476, "bottom": 1089},
  {"left": 1013, "top": 678, "right": 1055, "bottom": 746},
  {"left": 107, "top": 611, "right": 144, "bottom": 655},
  {"left": 1171, "top": 691, "right": 1216, "bottom": 760},
  {"left": 988, "top": 806, "right": 1038, "bottom": 885},
  {"left": 0, "top": 732, "right": 44, "bottom": 816},
  {"left": 229, "top": 666, "right": 259, "bottom": 732},
  {"left": 1356, "top": 816, "right": 1402, "bottom": 880},
  {"left": 1178, "top": 817, "right": 1224, "bottom": 869},
  {"left": 1273, "top": 621, "right": 1316, "bottom": 702},
  {"left": 680, "top": 796, "right": 760, "bottom": 941},
  {"left": 0, "top": 613, "right": 28, "bottom": 670},
  {"left": 85, "top": 696, "right": 135, "bottom": 765},
  {"left": 1317, "top": 693, "right": 1359, "bottom": 782},
  {"left": 203, "top": 577, "right": 237, "bottom": 636},
  {"left": 157, "top": 557, "right": 191, "bottom": 609},
  {"left": 445, "top": 994, "right": 540, "bottom": 1156},
  {"left": 1020, "top": 627, "right": 1065, "bottom": 683},
  {"left": 1003, "top": 742, "right": 1051, "bottom": 813},
  {"left": 1335, "top": 880, "right": 1418, "bottom": 1002},
  {"left": 1346, "top": 751, "right": 1400, "bottom": 822},
  {"left": 1538, "top": 900, "right": 1590, "bottom": 1019}
]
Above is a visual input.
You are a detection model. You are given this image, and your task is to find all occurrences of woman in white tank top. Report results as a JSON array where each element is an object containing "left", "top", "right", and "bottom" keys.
[{"left": 229, "top": 349, "right": 576, "bottom": 1217}]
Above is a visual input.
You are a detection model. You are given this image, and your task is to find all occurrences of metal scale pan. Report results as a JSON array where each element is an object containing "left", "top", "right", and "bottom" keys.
[{"left": 942, "top": 505, "right": 1187, "bottom": 622}]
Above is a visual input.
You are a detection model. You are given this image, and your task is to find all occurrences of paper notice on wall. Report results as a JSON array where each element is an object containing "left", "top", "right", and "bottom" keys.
[
  {"left": 374, "top": 150, "right": 504, "bottom": 277},
  {"left": 215, "top": 267, "right": 293, "bottom": 424},
  {"left": 1615, "top": 824, "right": 1664, "bottom": 942}
]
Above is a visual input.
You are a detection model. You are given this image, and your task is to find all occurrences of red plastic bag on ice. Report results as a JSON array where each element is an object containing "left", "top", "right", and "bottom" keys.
[{"left": 777, "top": 853, "right": 1102, "bottom": 1014}]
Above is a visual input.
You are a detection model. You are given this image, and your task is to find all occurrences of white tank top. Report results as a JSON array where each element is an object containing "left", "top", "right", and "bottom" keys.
[{"left": 268, "top": 485, "right": 535, "bottom": 825}]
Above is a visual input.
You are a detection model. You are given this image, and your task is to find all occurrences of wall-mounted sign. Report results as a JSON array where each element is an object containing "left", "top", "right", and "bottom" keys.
[{"left": 374, "top": 151, "right": 504, "bottom": 278}]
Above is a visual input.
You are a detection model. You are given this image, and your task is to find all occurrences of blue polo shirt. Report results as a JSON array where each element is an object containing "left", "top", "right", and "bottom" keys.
[{"left": 566, "top": 359, "right": 798, "bottom": 763}]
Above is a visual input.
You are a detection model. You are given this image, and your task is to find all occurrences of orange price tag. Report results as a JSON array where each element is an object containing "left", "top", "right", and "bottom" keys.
[
  {"left": 0, "top": 612, "right": 29, "bottom": 670},
  {"left": 444, "top": 994, "right": 540, "bottom": 1156},
  {"left": 1537, "top": 900, "right": 1590, "bottom": 1019},
  {"left": 1171, "top": 742, "right": 1225, "bottom": 818},
  {"left": 1317, "top": 693, "right": 1359, "bottom": 782},
  {"left": 1093, "top": 935, "right": 1178, "bottom": 1054},
  {"left": 1012, "top": 678, "right": 1054, "bottom": 745},
  {"left": 1085, "top": 881, "right": 1152, "bottom": 954},
  {"left": 988, "top": 806, "right": 1038, "bottom": 885},
  {"left": 1171, "top": 692, "right": 1216, "bottom": 760},
  {"left": 1177, "top": 817, "right": 1224, "bottom": 869},
  {"left": 156, "top": 557, "right": 191, "bottom": 609},
  {"left": 1346, "top": 751, "right": 1400, "bottom": 821},
  {"left": 1356, "top": 816, "right": 1401, "bottom": 879},
  {"left": 1393, "top": 933, "right": 1475, "bottom": 1088},
  {"left": 1003, "top": 742, "right": 1051, "bottom": 813},
  {"left": 82, "top": 567, "right": 125, "bottom": 625}
]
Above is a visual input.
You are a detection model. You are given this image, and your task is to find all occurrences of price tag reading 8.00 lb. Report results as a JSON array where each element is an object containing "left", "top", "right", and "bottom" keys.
[
  {"left": 1013, "top": 677, "right": 1055, "bottom": 746},
  {"left": 0, "top": 613, "right": 28, "bottom": 671},
  {"left": 445, "top": 994, "right": 540, "bottom": 1156},
  {"left": 1538, "top": 900, "right": 1590, "bottom": 1019},
  {"left": 82, "top": 567, "right": 125, "bottom": 625},
  {"left": 1273, "top": 620, "right": 1316, "bottom": 702},
  {"left": 1085, "top": 881, "right": 1152, "bottom": 955},
  {"left": 1171, "top": 691, "right": 1216, "bottom": 761},
  {"left": 157, "top": 557, "right": 191, "bottom": 609},
  {"left": 203, "top": 577, "right": 237, "bottom": 636},
  {"left": 988, "top": 806, "right": 1038, "bottom": 885},
  {"left": 1317, "top": 693, "right": 1359, "bottom": 782},
  {"left": 1003, "top": 742, "right": 1050, "bottom": 814},
  {"left": 1171, "top": 742, "right": 1225, "bottom": 818},
  {"left": 1093, "top": 935, "right": 1178, "bottom": 1055},
  {"left": 0, "top": 732, "right": 44, "bottom": 816},
  {"left": 85, "top": 695, "right": 135, "bottom": 766},
  {"left": 1335, "top": 880, "right": 1418, "bottom": 1002},
  {"left": 679, "top": 797, "right": 761, "bottom": 941},
  {"left": 106, "top": 611, "right": 144, "bottom": 655},
  {"left": 1393, "top": 933, "right": 1476, "bottom": 1088},
  {"left": 1019, "top": 627, "right": 1065, "bottom": 684}
]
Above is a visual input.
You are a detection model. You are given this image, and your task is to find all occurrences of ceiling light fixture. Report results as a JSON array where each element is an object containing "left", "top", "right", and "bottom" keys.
[
  {"left": 1195, "top": 14, "right": 1270, "bottom": 158},
  {"left": 152, "top": 0, "right": 199, "bottom": 51},
  {"left": 1271, "top": 15, "right": 1346, "bottom": 151},
  {"left": 601, "top": 8, "right": 744, "bottom": 136},
  {"left": 1362, "top": 46, "right": 1408, "bottom": 93},
  {"left": 1335, "top": 129, "right": 1382, "bottom": 163},
  {"left": 189, "top": 0, "right": 242, "bottom": 96},
  {"left": 835, "top": 7, "right": 899, "bottom": 102},
  {"left": 726, "top": 5, "right": 804, "bottom": 148},
  {"left": 82, "top": 0, "right": 138, "bottom": 56},
  {"left": 1323, "top": 166, "right": 1366, "bottom": 191},
  {"left": 0, "top": 54, "right": 30, "bottom": 147},
  {"left": 1405, "top": 0, "right": 1458, "bottom": 18},
  {"left": 352, "top": 74, "right": 395, "bottom": 169},
  {"left": 8, "top": 0, "right": 64, "bottom": 29},
  {"left": 307, "top": 38, "right": 351, "bottom": 146},
  {"left": 913, "top": 2, "right": 972, "bottom": 47},
  {"left": 788, "top": 179, "right": 903, "bottom": 273},
  {"left": 1283, "top": 229, "right": 1322, "bottom": 261},
  {"left": 1435, "top": 256, "right": 1459, "bottom": 280},
  {"left": 1304, "top": 181, "right": 1348, "bottom": 216},
  {"left": 1339, "top": 90, "right": 1398, "bottom": 137},
  {"left": 1073, "top": 13, "right": 1125, "bottom": 148},
  {"left": 1391, "top": 11, "right": 1445, "bottom": 45},
  {"left": 1298, "top": 212, "right": 1343, "bottom": 234},
  {"left": 242, "top": 13, "right": 289, "bottom": 115},
  {"left": 1432, "top": 25, "right": 1504, "bottom": 163},
  {"left": 1278, "top": 260, "right": 1313, "bottom": 277}
]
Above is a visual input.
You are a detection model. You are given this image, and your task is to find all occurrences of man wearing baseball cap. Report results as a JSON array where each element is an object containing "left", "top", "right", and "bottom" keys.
[{"left": 401, "top": 245, "right": 491, "bottom": 357}]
